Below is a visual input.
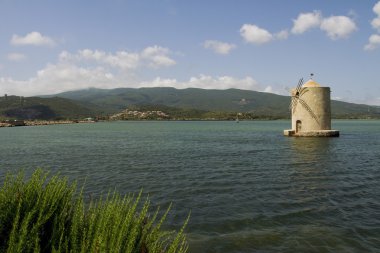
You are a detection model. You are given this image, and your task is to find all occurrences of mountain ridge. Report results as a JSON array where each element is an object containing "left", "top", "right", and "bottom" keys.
[
  {"left": 52, "top": 87, "right": 380, "bottom": 118},
  {"left": 2, "top": 87, "right": 379, "bottom": 120}
]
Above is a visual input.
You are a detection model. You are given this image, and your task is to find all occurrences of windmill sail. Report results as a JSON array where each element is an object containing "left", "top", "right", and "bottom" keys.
[{"left": 290, "top": 77, "right": 319, "bottom": 124}]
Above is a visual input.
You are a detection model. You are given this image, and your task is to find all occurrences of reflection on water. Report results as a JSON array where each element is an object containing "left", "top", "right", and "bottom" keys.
[
  {"left": 290, "top": 137, "right": 334, "bottom": 163},
  {"left": 288, "top": 137, "right": 336, "bottom": 196}
]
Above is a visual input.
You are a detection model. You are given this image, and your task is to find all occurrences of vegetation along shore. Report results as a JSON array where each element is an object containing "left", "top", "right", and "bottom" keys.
[{"left": 0, "top": 169, "right": 189, "bottom": 253}]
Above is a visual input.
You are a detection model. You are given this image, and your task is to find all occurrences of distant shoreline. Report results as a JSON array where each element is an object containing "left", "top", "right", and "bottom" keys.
[
  {"left": 0, "top": 120, "right": 96, "bottom": 127},
  {"left": 0, "top": 118, "right": 285, "bottom": 127},
  {"left": 1, "top": 118, "right": 379, "bottom": 128}
]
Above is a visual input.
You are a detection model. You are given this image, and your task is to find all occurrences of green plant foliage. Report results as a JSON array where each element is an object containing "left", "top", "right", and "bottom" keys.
[{"left": 0, "top": 169, "right": 188, "bottom": 253}]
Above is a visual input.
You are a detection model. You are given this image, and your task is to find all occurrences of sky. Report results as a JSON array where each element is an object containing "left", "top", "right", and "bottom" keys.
[{"left": 1, "top": 0, "right": 380, "bottom": 105}]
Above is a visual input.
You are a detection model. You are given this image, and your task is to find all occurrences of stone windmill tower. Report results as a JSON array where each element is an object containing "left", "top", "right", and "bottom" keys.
[{"left": 284, "top": 74, "right": 339, "bottom": 137}]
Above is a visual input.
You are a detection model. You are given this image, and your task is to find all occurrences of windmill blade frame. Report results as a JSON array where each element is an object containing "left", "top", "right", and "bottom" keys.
[
  {"left": 289, "top": 78, "right": 304, "bottom": 113},
  {"left": 299, "top": 88, "right": 309, "bottom": 97},
  {"left": 291, "top": 97, "right": 298, "bottom": 113},
  {"left": 290, "top": 97, "right": 297, "bottom": 112},
  {"left": 298, "top": 98, "right": 319, "bottom": 124},
  {"left": 295, "top": 78, "right": 304, "bottom": 94}
]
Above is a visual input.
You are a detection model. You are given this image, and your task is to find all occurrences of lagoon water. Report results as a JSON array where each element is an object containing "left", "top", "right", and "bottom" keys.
[{"left": 0, "top": 120, "right": 379, "bottom": 252}]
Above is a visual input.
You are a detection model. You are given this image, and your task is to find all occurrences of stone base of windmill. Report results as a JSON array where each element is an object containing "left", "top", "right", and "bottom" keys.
[{"left": 283, "top": 129, "right": 339, "bottom": 137}]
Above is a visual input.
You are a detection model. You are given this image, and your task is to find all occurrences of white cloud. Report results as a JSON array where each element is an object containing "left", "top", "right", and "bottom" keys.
[
  {"left": 374, "top": 1, "right": 380, "bottom": 16},
  {"left": 1, "top": 46, "right": 266, "bottom": 96},
  {"left": 0, "top": 46, "right": 177, "bottom": 96},
  {"left": 10, "top": 31, "right": 55, "bottom": 47},
  {"left": 86, "top": 49, "right": 140, "bottom": 69},
  {"left": 240, "top": 24, "right": 273, "bottom": 45},
  {"left": 203, "top": 40, "right": 236, "bottom": 55},
  {"left": 7, "top": 53, "right": 26, "bottom": 62},
  {"left": 371, "top": 1, "right": 380, "bottom": 32},
  {"left": 238, "top": 12, "right": 359, "bottom": 46},
  {"left": 372, "top": 17, "right": 380, "bottom": 32},
  {"left": 141, "top": 45, "right": 176, "bottom": 68},
  {"left": 59, "top": 46, "right": 175, "bottom": 70},
  {"left": 0, "top": 64, "right": 264, "bottom": 96},
  {"left": 291, "top": 11, "right": 322, "bottom": 34},
  {"left": 141, "top": 77, "right": 178, "bottom": 88},
  {"left": 239, "top": 11, "right": 357, "bottom": 44},
  {"left": 364, "top": 34, "right": 380, "bottom": 50},
  {"left": 291, "top": 11, "right": 357, "bottom": 40},
  {"left": 366, "top": 1, "right": 380, "bottom": 50},
  {"left": 78, "top": 49, "right": 107, "bottom": 61},
  {"left": 320, "top": 16, "right": 357, "bottom": 40},
  {"left": 0, "top": 64, "right": 120, "bottom": 96},
  {"left": 36, "top": 64, "right": 117, "bottom": 91},
  {"left": 188, "top": 75, "right": 260, "bottom": 90},
  {"left": 60, "top": 49, "right": 140, "bottom": 70},
  {"left": 275, "top": 30, "right": 289, "bottom": 40}
]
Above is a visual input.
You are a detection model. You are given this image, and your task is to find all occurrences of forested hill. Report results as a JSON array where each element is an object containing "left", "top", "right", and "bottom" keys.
[
  {"left": 2, "top": 87, "right": 379, "bottom": 120},
  {"left": 53, "top": 87, "right": 380, "bottom": 119},
  {"left": 0, "top": 95, "right": 97, "bottom": 120}
]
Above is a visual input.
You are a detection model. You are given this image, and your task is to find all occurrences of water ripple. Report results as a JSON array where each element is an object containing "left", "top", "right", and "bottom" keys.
[{"left": 0, "top": 121, "right": 379, "bottom": 252}]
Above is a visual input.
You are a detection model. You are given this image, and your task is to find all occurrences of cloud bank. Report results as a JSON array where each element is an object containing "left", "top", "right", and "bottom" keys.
[
  {"left": 0, "top": 71, "right": 266, "bottom": 97},
  {"left": 0, "top": 46, "right": 270, "bottom": 96}
]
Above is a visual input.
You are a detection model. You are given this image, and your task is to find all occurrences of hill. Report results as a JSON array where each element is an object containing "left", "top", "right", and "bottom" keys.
[
  {"left": 0, "top": 95, "right": 97, "bottom": 120},
  {"left": 52, "top": 87, "right": 293, "bottom": 117},
  {"left": 3, "top": 87, "right": 379, "bottom": 120},
  {"left": 53, "top": 87, "right": 380, "bottom": 119}
]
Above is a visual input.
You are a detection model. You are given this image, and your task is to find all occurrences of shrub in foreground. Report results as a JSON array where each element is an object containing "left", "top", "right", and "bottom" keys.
[{"left": 0, "top": 169, "right": 188, "bottom": 253}]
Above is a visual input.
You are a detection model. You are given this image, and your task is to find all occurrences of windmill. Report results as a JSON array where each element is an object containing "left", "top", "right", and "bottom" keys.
[
  {"left": 290, "top": 77, "right": 319, "bottom": 124},
  {"left": 284, "top": 75, "right": 339, "bottom": 137}
]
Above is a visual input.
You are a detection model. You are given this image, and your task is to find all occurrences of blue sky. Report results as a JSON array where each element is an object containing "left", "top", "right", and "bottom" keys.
[{"left": 1, "top": 0, "right": 380, "bottom": 105}]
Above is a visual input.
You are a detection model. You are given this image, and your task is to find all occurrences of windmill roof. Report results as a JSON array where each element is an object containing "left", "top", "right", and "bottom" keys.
[{"left": 303, "top": 79, "right": 321, "bottom": 87}]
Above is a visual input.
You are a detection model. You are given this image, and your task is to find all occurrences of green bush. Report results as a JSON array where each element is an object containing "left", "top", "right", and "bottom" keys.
[{"left": 0, "top": 169, "right": 188, "bottom": 253}]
